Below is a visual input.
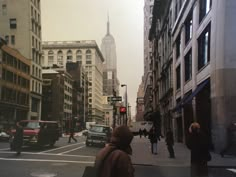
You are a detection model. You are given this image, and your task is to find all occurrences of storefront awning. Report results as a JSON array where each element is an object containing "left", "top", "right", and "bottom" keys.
[{"left": 172, "top": 79, "right": 210, "bottom": 112}]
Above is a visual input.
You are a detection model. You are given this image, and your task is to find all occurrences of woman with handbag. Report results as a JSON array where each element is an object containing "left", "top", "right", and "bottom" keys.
[{"left": 186, "top": 122, "right": 211, "bottom": 177}]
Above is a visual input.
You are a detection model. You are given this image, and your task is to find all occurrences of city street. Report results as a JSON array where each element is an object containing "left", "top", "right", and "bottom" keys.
[{"left": 0, "top": 136, "right": 235, "bottom": 177}]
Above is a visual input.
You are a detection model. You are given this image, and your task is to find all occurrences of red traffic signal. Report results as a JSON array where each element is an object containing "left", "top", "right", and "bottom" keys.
[{"left": 120, "top": 107, "right": 126, "bottom": 114}]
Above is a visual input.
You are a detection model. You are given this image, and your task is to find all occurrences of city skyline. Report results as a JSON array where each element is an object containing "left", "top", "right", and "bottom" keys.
[{"left": 41, "top": 0, "right": 144, "bottom": 116}]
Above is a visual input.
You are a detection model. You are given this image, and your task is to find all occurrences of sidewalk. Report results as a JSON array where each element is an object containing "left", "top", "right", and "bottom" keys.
[{"left": 131, "top": 136, "right": 236, "bottom": 167}]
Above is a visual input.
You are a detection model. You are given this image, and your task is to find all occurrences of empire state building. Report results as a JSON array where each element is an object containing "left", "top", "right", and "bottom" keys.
[{"left": 101, "top": 17, "right": 119, "bottom": 96}]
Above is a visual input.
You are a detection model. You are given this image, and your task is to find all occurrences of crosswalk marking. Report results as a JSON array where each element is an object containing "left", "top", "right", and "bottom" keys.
[
  {"left": 227, "top": 169, "right": 236, "bottom": 173},
  {"left": 0, "top": 150, "right": 95, "bottom": 158},
  {"left": 38, "top": 142, "right": 85, "bottom": 154},
  {"left": 58, "top": 145, "right": 86, "bottom": 155},
  {"left": 0, "top": 157, "right": 94, "bottom": 164}
]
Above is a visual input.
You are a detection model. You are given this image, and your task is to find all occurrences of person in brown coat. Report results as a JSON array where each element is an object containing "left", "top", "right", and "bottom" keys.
[
  {"left": 94, "top": 125, "right": 134, "bottom": 177},
  {"left": 187, "top": 122, "right": 211, "bottom": 177}
]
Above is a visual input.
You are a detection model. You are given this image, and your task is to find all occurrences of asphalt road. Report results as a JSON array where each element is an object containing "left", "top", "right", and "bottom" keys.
[{"left": 0, "top": 136, "right": 235, "bottom": 177}]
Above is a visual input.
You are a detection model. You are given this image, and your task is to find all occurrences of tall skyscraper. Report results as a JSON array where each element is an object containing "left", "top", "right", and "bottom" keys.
[
  {"left": 0, "top": 0, "right": 42, "bottom": 120},
  {"left": 101, "top": 16, "right": 119, "bottom": 96}
]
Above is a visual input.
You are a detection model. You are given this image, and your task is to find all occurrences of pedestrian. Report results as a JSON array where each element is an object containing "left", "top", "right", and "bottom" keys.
[
  {"left": 143, "top": 128, "right": 147, "bottom": 138},
  {"left": 94, "top": 125, "right": 134, "bottom": 177},
  {"left": 165, "top": 129, "right": 175, "bottom": 158},
  {"left": 148, "top": 126, "right": 159, "bottom": 155},
  {"left": 68, "top": 126, "right": 77, "bottom": 143},
  {"left": 220, "top": 122, "right": 236, "bottom": 157},
  {"left": 187, "top": 122, "right": 211, "bottom": 177},
  {"left": 13, "top": 121, "right": 23, "bottom": 156},
  {"left": 138, "top": 128, "right": 142, "bottom": 138}
]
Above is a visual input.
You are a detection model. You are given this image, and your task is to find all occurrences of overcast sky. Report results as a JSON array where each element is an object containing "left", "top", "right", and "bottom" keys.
[{"left": 41, "top": 0, "right": 144, "bottom": 117}]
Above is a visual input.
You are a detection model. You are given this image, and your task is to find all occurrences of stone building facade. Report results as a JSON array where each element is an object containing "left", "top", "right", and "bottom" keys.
[
  {"left": 42, "top": 41, "right": 104, "bottom": 123},
  {"left": 149, "top": 0, "right": 236, "bottom": 152},
  {"left": 0, "top": 0, "right": 43, "bottom": 120}
]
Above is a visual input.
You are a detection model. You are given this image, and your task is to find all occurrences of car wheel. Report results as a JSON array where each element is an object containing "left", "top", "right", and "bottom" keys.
[{"left": 49, "top": 141, "right": 56, "bottom": 147}]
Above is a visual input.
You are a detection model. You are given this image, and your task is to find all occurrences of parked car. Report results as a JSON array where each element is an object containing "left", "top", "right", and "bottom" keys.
[
  {"left": 10, "top": 120, "right": 61, "bottom": 149},
  {"left": 86, "top": 124, "right": 112, "bottom": 147},
  {"left": 0, "top": 131, "right": 10, "bottom": 141}
]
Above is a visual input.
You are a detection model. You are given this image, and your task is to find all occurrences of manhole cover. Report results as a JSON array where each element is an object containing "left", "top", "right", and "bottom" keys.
[{"left": 30, "top": 171, "right": 57, "bottom": 177}]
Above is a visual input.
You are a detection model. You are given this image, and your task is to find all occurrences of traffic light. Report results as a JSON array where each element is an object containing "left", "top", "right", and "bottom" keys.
[{"left": 120, "top": 107, "right": 126, "bottom": 114}]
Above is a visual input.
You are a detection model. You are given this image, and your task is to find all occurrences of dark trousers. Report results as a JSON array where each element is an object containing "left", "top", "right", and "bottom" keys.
[
  {"left": 68, "top": 133, "right": 77, "bottom": 143},
  {"left": 167, "top": 145, "right": 175, "bottom": 157},
  {"left": 191, "top": 162, "right": 208, "bottom": 177}
]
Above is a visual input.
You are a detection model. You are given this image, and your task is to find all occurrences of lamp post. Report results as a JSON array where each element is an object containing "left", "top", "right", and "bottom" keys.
[{"left": 121, "top": 84, "right": 127, "bottom": 125}]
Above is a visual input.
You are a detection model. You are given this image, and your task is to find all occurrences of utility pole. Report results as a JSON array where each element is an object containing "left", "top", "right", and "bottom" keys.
[{"left": 112, "top": 90, "right": 117, "bottom": 128}]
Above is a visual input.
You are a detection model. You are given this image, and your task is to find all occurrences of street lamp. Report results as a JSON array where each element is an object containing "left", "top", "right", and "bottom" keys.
[{"left": 121, "top": 84, "right": 127, "bottom": 125}]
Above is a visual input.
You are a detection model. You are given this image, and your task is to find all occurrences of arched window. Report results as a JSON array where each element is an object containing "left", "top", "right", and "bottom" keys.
[
  {"left": 86, "top": 49, "right": 91, "bottom": 60},
  {"left": 48, "top": 50, "right": 54, "bottom": 66},
  {"left": 76, "top": 50, "right": 82, "bottom": 61},
  {"left": 67, "top": 50, "right": 73, "bottom": 62},
  {"left": 57, "top": 50, "right": 63, "bottom": 65}
]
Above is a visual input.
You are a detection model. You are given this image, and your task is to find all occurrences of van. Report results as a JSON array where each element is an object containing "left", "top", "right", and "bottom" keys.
[
  {"left": 86, "top": 124, "right": 112, "bottom": 147},
  {"left": 10, "top": 120, "right": 61, "bottom": 149}
]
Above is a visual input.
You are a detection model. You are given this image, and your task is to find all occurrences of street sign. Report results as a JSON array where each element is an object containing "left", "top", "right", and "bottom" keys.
[{"left": 107, "top": 96, "right": 122, "bottom": 102}]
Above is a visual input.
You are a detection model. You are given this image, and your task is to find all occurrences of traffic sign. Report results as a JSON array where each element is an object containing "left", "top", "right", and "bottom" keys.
[{"left": 107, "top": 96, "right": 122, "bottom": 102}]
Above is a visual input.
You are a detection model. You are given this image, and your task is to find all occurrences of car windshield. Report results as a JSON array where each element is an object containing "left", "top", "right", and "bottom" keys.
[
  {"left": 20, "top": 122, "right": 40, "bottom": 129},
  {"left": 90, "top": 126, "right": 109, "bottom": 133}
]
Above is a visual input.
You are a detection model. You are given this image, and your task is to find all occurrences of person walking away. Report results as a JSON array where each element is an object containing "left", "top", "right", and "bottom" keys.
[
  {"left": 143, "top": 128, "right": 147, "bottom": 138},
  {"left": 95, "top": 125, "right": 134, "bottom": 177},
  {"left": 166, "top": 129, "right": 175, "bottom": 158},
  {"left": 13, "top": 122, "right": 23, "bottom": 156},
  {"left": 68, "top": 127, "right": 77, "bottom": 143},
  {"left": 187, "top": 122, "right": 211, "bottom": 177},
  {"left": 148, "top": 126, "right": 159, "bottom": 155},
  {"left": 139, "top": 128, "right": 142, "bottom": 138}
]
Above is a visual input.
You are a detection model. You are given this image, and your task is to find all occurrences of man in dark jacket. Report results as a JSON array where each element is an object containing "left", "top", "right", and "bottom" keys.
[
  {"left": 187, "top": 122, "right": 211, "bottom": 177},
  {"left": 68, "top": 127, "right": 77, "bottom": 143},
  {"left": 95, "top": 125, "right": 134, "bottom": 177},
  {"left": 166, "top": 129, "right": 175, "bottom": 158},
  {"left": 13, "top": 122, "right": 23, "bottom": 155}
]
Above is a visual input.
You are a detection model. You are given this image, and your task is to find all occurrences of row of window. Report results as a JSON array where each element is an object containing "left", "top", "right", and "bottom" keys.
[
  {"left": 4, "top": 35, "right": 15, "bottom": 45},
  {"left": 1, "top": 69, "right": 30, "bottom": 89},
  {"left": 64, "top": 85, "right": 72, "bottom": 94},
  {"left": 176, "top": 24, "right": 211, "bottom": 89},
  {"left": 32, "top": 49, "right": 41, "bottom": 65},
  {"left": 32, "top": 65, "right": 41, "bottom": 78},
  {"left": 2, "top": 52, "right": 30, "bottom": 74},
  {"left": 32, "top": 80, "right": 41, "bottom": 93},
  {"left": 1, "top": 87, "right": 29, "bottom": 106},
  {"left": 32, "top": 36, "right": 41, "bottom": 50},
  {"left": 31, "top": 0, "right": 40, "bottom": 10},
  {"left": 45, "top": 50, "right": 92, "bottom": 66},
  {"left": 64, "top": 94, "right": 72, "bottom": 102},
  {"left": 64, "top": 103, "right": 72, "bottom": 110}
]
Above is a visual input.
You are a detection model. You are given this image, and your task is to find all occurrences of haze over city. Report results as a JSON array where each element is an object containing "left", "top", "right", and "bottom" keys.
[{"left": 41, "top": 0, "right": 144, "bottom": 116}]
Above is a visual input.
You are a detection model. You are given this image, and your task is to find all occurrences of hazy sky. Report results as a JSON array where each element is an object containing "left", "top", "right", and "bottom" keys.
[{"left": 41, "top": 0, "right": 144, "bottom": 116}]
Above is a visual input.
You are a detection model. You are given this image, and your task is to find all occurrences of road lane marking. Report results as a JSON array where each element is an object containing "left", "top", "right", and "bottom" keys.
[
  {"left": 0, "top": 148, "right": 10, "bottom": 151},
  {"left": 38, "top": 142, "right": 85, "bottom": 154},
  {"left": 0, "top": 151, "right": 95, "bottom": 158},
  {"left": 0, "top": 157, "right": 94, "bottom": 164},
  {"left": 227, "top": 169, "right": 236, "bottom": 173},
  {"left": 58, "top": 145, "right": 85, "bottom": 155}
]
